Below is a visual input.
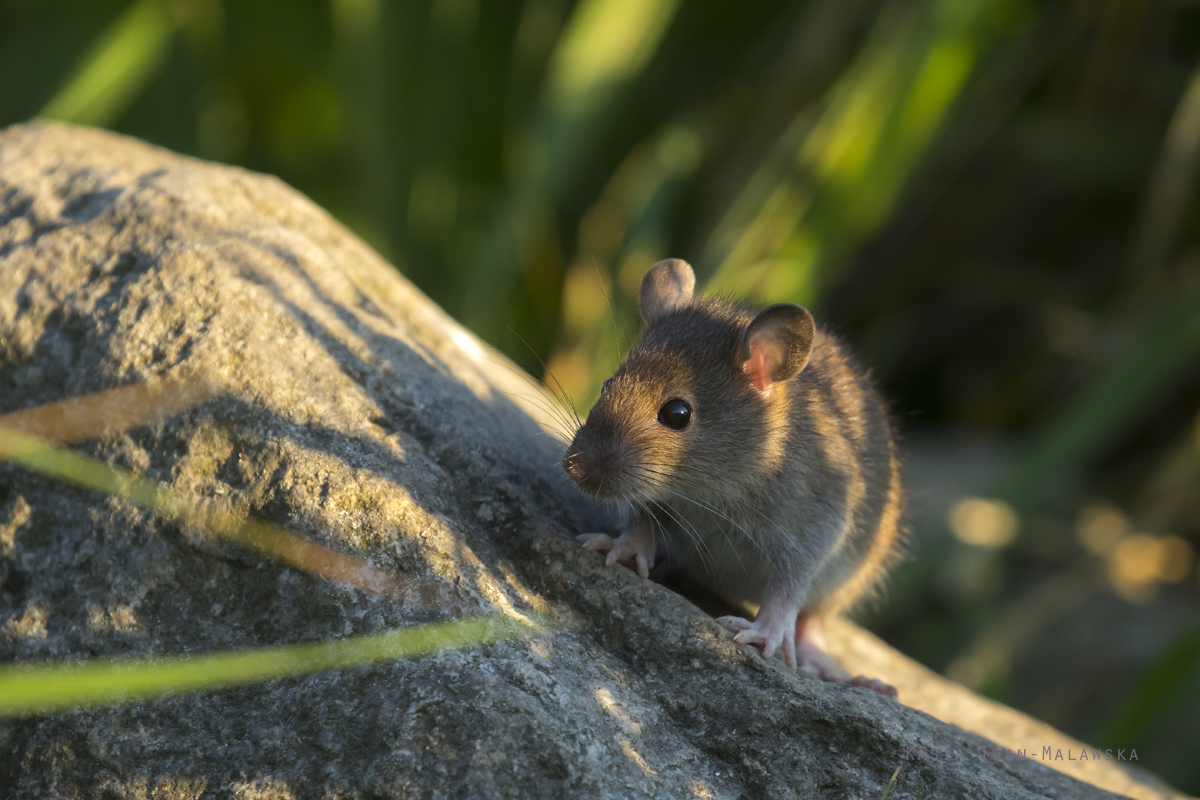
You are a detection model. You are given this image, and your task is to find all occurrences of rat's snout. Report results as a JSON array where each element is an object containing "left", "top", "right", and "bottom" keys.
[
  {"left": 563, "top": 450, "right": 590, "bottom": 485},
  {"left": 564, "top": 405, "right": 644, "bottom": 499},
  {"left": 562, "top": 441, "right": 628, "bottom": 498}
]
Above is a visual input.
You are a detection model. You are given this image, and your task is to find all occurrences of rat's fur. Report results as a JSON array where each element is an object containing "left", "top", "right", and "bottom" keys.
[{"left": 564, "top": 261, "right": 904, "bottom": 623}]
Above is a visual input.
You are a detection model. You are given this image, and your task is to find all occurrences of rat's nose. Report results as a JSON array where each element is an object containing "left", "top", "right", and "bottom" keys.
[{"left": 563, "top": 451, "right": 589, "bottom": 485}]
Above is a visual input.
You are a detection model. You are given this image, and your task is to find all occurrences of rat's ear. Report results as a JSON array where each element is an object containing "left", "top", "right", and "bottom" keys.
[
  {"left": 739, "top": 304, "right": 815, "bottom": 394},
  {"left": 639, "top": 259, "right": 695, "bottom": 325}
]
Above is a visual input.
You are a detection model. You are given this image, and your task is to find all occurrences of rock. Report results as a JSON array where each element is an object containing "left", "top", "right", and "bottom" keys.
[{"left": 0, "top": 121, "right": 1186, "bottom": 800}]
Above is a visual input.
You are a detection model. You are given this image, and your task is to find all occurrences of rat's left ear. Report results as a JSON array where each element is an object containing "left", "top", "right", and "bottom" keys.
[
  {"left": 639, "top": 259, "right": 695, "bottom": 325},
  {"left": 738, "top": 304, "right": 815, "bottom": 394}
]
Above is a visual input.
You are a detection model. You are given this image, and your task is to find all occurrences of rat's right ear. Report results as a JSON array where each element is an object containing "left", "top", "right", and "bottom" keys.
[
  {"left": 739, "top": 304, "right": 815, "bottom": 395},
  {"left": 639, "top": 259, "right": 695, "bottom": 325}
]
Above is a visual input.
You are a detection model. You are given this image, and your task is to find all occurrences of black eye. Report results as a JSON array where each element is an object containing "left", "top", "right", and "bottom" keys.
[
  {"left": 657, "top": 398, "right": 691, "bottom": 430},
  {"left": 603, "top": 377, "right": 614, "bottom": 392}
]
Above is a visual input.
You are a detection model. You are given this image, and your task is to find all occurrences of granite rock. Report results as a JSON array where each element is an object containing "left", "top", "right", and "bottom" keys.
[{"left": 0, "top": 122, "right": 1186, "bottom": 800}]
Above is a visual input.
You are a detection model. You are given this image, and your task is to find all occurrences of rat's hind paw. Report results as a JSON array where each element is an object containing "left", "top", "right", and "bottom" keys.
[
  {"left": 845, "top": 675, "right": 898, "bottom": 699},
  {"left": 576, "top": 532, "right": 654, "bottom": 578},
  {"left": 794, "top": 620, "right": 899, "bottom": 699}
]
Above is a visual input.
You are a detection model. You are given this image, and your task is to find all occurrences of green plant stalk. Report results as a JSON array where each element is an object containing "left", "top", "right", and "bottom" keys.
[
  {"left": 0, "top": 425, "right": 169, "bottom": 507},
  {"left": 0, "top": 615, "right": 538, "bottom": 717},
  {"left": 703, "top": 0, "right": 1019, "bottom": 307},
  {"left": 0, "top": 425, "right": 422, "bottom": 602},
  {"left": 0, "top": 424, "right": 547, "bottom": 716},
  {"left": 460, "top": 0, "right": 682, "bottom": 341},
  {"left": 39, "top": 0, "right": 173, "bottom": 126},
  {"left": 879, "top": 766, "right": 901, "bottom": 800}
]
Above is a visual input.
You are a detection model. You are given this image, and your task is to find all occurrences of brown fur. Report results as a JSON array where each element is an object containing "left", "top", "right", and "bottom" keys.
[{"left": 565, "top": 275, "right": 905, "bottom": 620}]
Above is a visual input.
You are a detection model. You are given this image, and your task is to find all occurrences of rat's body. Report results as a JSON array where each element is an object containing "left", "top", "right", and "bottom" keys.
[{"left": 564, "top": 259, "right": 903, "bottom": 695}]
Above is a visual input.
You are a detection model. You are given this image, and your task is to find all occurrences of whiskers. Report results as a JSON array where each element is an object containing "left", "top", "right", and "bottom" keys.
[
  {"left": 475, "top": 328, "right": 586, "bottom": 444},
  {"left": 625, "top": 461, "right": 771, "bottom": 580},
  {"left": 629, "top": 457, "right": 823, "bottom": 575},
  {"left": 554, "top": 436, "right": 803, "bottom": 584}
]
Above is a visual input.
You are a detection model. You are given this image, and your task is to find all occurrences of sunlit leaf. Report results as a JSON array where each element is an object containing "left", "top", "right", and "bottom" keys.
[
  {"left": 459, "top": 0, "right": 682, "bottom": 339},
  {"left": 546, "top": 0, "right": 681, "bottom": 119},
  {"left": 704, "top": 0, "right": 1014, "bottom": 306},
  {"left": 39, "top": 0, "right": 173, "bottom": 127}
]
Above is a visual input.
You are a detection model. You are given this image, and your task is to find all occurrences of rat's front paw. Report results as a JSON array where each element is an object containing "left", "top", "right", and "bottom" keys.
[
  {"left": 577, "top": 532, "right": 654, "bottom": 579},
  {"left": 717, "top": 615, "right": 797, "bottom": 669}
]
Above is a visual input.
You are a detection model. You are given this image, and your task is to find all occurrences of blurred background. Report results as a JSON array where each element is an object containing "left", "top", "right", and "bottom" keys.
[{"left": 3, "top": 0, "right": 1200, "bottom": 790}]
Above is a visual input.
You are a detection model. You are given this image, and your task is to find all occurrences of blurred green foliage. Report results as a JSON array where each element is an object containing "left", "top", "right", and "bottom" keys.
[{"left": 4, "top": 0, "right": 1200, "bottom": 791}]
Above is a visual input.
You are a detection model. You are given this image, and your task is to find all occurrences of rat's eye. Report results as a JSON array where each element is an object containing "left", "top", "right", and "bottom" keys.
[
  {"left": 657, "top": 398, "right": 691, "bottom": 430},
  {"left": 603, "top": 377, "right": 614, "bottom": 392}
]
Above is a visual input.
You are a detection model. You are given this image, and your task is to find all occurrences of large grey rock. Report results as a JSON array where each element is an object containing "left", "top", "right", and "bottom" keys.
[{"left": 0, "top": 122, "right": 1187, "bottom": 800}]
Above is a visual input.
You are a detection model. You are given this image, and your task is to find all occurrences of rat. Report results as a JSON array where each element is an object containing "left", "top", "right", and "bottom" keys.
[{"left": 562, "top": 258, "right": 904, "bottom": 696}]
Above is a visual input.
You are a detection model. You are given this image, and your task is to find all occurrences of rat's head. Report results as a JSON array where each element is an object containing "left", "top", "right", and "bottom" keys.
[{"left": 563, "top": 259, "right": 815, "bottom": 501}]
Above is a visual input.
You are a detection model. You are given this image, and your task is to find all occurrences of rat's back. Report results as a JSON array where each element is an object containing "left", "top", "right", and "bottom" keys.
[{"left": 783, "top": 330, "right": 904, "bottom": 616}]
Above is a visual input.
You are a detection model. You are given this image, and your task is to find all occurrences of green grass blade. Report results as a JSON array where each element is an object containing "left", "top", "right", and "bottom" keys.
[
  {"left": 0, "top": 615, "right": 538, "bottom": 717},
  {"left": 1127, "top": 58, "right": 1200, "bottom": 282},
  {"left": 879, "top": 766, "right": 901, "bottom": 800},
  {"left": 39, "top": 0, "right": 173, "bottom": 126},
  {"left": 545, "top": 0, "right": 681, "bottom": 122},
  {"left": 0, "top": 425, "right": 423, "bottom": 603},
  {"left": 459, "top": 0, "right": 681, "bottom": 341},
  {"left": 703, "top": 0, "right": 1018, "bottom": 307}
]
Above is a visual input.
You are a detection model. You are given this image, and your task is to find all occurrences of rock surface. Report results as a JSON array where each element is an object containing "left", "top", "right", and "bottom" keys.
[{"left": 0, "top": 122, "right": 1188, "bottom": 800}]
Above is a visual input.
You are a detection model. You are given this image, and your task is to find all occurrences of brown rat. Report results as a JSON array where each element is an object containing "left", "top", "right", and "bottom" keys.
[{"left": 563, "top": 258, "right": 904, "bottom": 696}]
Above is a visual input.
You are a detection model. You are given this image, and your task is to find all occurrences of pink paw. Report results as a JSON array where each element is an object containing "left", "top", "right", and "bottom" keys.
[
  {"left": 796, "top": 631, "right": 898, "bottom": 699},
  {"left": 717, "top": 614, "right": 797, "bottom": 669},
  {"left": 577, "top": 532, "right": 654, "bottom": 579},
  {"left": 845, "top": 675, "right": 898, "bottom": 699},
  {"left": 718, "top": 613, "right": 899, "bottom": 699}
]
